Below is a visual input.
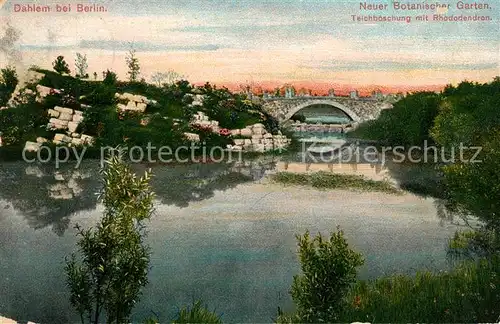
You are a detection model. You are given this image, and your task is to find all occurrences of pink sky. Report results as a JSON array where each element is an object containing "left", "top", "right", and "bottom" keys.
[{"left": 1, "top": 0, "right": 498, "bottom": 90}]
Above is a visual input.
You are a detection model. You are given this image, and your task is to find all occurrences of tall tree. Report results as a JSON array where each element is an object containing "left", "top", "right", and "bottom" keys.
[
  {"left": 150, "top": 70, "right": 183, "bottom": 87},
  {"left": 53, "top": 55, "right": 71, "bottom": 74},
  {"left": 65, "top": 153, "right": 155, "bottom": 324},
  {"left": 75, "top": 53, "right": 89, "bottom": 78},
  {"left": 126, "top": 49, "right": 140, "bottom": 82}
]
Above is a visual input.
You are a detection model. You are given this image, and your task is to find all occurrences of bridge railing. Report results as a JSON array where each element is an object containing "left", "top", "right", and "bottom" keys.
[{"left": 261, "top": 96, "right": 379, "bottom": 102}]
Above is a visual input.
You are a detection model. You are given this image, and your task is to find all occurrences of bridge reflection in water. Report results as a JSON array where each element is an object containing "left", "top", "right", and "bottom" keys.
[{"left": 275, "top": 161, "right": 391, "bottom": 182}]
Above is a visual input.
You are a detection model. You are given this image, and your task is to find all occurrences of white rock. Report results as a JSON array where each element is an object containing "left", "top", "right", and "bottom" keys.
[
  {"left": 25, "top": 166, "right": 44, "bottom": 177},
  {"left": 253, "top": 144, "right": 265, "bottom": 153},
  {"left": 240, "top": 128, "right": 252, "bottom": 137},
  {"left": 48, "top": 109, "right": 60, "bottom": 118},
  {"left": 36, "top": 85, "right": 53, "bottom": 97},
  {"left": 136, "top": 102, "right": 147, "bottom": 112},
  {"left": 71, "top": 138, "right": 83, "bottom": 146},
  {"left": 74, "top": 110, "right": 84, "bottom": 115},
  {"left": 68, "top": 178, "right": 82, "bottom": 195},
  {"left": 24, "top": 141, "right": 41, "bottom": 152},
  {"left": 117, "top": 103, "right": 127, "bottom": 111},
  {"left": 54, "top": 106, "right": 74, "bottom": 115},
  {"left": 47, "top": 123, "right": 63, "bottom": 130},
  {"left": 49, "top": 183, "right": 67, "bottom": 191},
  {"left": 244, "top": 139, "right": 252, "bottom": 145},
  {"left": 230, "top": 129, "right": 240, "bottom": 136},
  {"left": 72, "top": 114, "right": 83, "bottom": 123},
  {"left": 36, "top": 137, "right": 48, "bottom": 143},
  {"left": 253, "top": 123, "right": 265, "bottom": 128},
  {"left": 252, "top": 127, "right": 266, "bottom": 135},
  {"left": 132, "top": 95, "right": 145, "bottom": 103},
  {"left": 183, "top": 132, "right": 200, "bottom": 142},
  {"left": 54, "top": 172, "right": 64, "bottom": 181},
  {"left": 72, "top": 133, "right": 81, "bottom": 138},
  {"left": 126, "top": 101, "right": 137, "bottom": 110},
  {"left": 59, "top": 188, "right": 74, "bottom": 199},
  {"left": 80, "top": 134, "right": 95, "bottom": 145},
  {"left": 122, "top": 92, "right": 135, "bottom": 101},
  {"left": 59, "top": 113, "right": 73, "bottom": 121},
  {"left": 49, "top": 118, "right": 64, "bottom": 125},
  {"left": 68, "top": 122, "right": 79, "bottom": 133},
  {"left": 264, "top": 133, "right": 273, "bottom": 139},
  {"left": 54, "top": 133, "right": 72, "bottom": 143},
  {"left": 233, "top": 139, "right": 245, "bottom": 145},
  {"left": 252, "top": 134, "right": 263, "bottom": 140},
  {"left": 199, "top": 121, "right": 212, "bottom": 127}
]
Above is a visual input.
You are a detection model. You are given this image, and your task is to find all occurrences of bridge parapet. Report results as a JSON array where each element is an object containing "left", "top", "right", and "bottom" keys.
[{"left": 262, "top": 97, "right": 392, "bottom": 123}]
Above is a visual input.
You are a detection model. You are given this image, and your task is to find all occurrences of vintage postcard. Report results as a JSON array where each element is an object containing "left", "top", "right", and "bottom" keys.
[{"left": 0, "top": 0, "right": 498, "bottom": 323}]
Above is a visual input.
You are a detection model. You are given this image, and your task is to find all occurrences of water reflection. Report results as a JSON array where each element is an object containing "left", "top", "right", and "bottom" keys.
[
  {"left": 0, "top": 157, "right": 468, "bottom": 323},
  {"left": 147, "top": 158, "right": 276, "bottom": 208},
  {"left": 0, "top": 158, "right": 277, "bottom": 235},
  {"left": 0, "top": 163, "right": 100, "bottom": 236},
  {"left": 383, "top": 159, "right": 474, "bottom": 227},
  {"left": 0, "top": 155, "right": 466, "bottom": 237}
]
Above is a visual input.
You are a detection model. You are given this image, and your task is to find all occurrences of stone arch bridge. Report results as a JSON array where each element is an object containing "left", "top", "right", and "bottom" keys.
[{"left": 261, "top": 97, "right": 393, "bottom": 124}]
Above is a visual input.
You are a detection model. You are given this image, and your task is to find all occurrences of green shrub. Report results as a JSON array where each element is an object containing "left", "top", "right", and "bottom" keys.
[
  {"left": 290, "top": 229, "right": 364, "bottom": 322},
  {"left": 0, "top": 99, "right": 49, "bottom": 146},
  {"left": 0, "top": 66, "right": 18, "bottom": 106},
  {"left": 272, "top": 172, "right": 398, "bottom": 193},
  {"left": 65, "top": 153, "right": 155, "bottom": 324},
  {"left": 349, "top": 92, "right": 441, "bottom": 146},
  {"left": 342, "top": 257, "right": 500, "bottom": 322},
  {"left": 173, "top": 301, "right": 222, "bottom": 324}
]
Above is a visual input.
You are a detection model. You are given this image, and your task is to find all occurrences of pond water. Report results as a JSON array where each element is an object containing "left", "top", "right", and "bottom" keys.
[{"left": 0, "top": 158, "right": 465, "bottom": 323}]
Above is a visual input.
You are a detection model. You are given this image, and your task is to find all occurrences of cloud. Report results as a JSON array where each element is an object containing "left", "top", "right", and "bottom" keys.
[
  {"left": 310, "top": 61, "right": 498, "bottom": 72},
  {"left": 19, "top": 40, "right": 224, "bottom": 52},
  {"left": 79, "top": 40, "right": 222, "bottom": 52}
]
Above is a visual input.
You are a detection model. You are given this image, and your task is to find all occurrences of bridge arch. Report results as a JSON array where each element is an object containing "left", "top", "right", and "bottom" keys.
[{"left": 283, "top": 100, "right": 361, "bottom": 123}]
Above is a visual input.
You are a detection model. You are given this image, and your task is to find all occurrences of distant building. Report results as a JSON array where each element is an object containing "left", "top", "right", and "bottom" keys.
[
  {"left": 285, "top": 87, "right": 295, "bottom": 98},
  {"left": 349, "top": 90, "right": 359, "bottom": 99},
  {"left": 263, "top": 91, "right": 270, "bottom": 99},
  {"left": 371, "top": 89, "right": 384, "bottom": 100},
  {"left": 328, "top": 89, "right": 335, "bottom": 97}
]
